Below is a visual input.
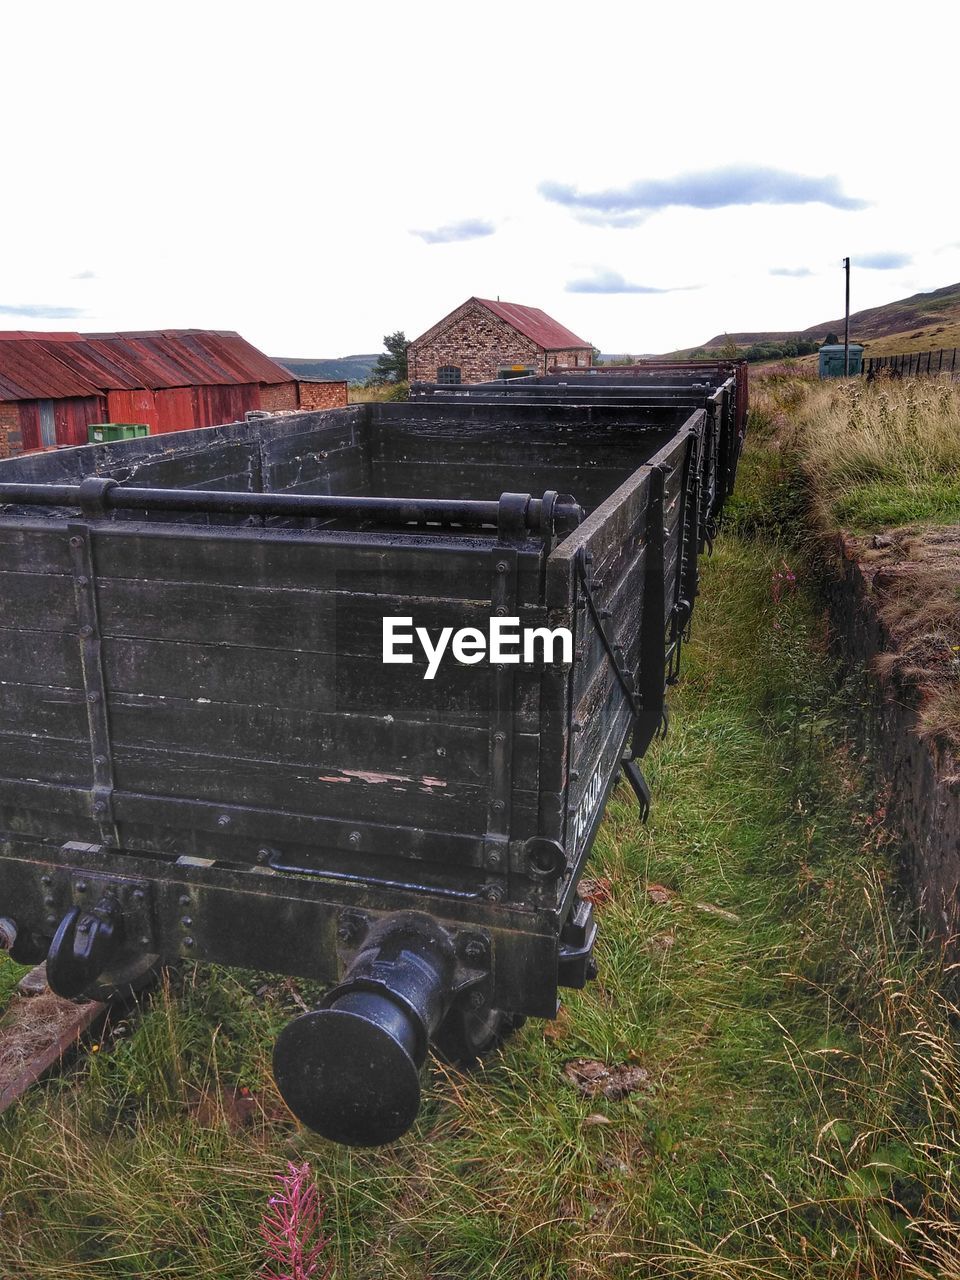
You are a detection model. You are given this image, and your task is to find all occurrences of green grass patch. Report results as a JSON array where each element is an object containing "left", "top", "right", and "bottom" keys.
[
  {"left": 832, "top": 477, "right": 960, "bottom": 531},
  {"left": 0, "top": 956, "right": 29, "bottom": 1005}
]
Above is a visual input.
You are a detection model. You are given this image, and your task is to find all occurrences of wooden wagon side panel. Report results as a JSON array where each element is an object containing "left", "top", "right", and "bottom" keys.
[
  {"left": 0, "top": 519, "right": 546, "bottom": 889},
  {"left": 545, "top": 464, "right": 659, "bottom": 886}
]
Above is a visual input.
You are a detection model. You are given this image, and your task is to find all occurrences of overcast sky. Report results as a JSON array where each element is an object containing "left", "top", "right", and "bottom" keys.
[{"left": 3, "top": 1, "right": 958, "bottom": 357}]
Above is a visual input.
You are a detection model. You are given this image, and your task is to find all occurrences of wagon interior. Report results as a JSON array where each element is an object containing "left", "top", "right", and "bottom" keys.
[{"left": 1, "top": 399, "right": 698, "bottom": 534}]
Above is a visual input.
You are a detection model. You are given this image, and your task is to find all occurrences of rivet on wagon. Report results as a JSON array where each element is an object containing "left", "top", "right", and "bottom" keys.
[
  {"left": 349, "top": 831, "right": 361, "bottom": 846},
  {"left": 494, "top": 731, "right": 506, "bottom": 743},
  {"left": 217, "top": 814, "right": 231, "bottom": 828},
  {"left": 492, "top": 800, "right": 504, "bottom": 813},
  {"left": 41, "top": 875, "right": 52, "bottom": 887},
  {"left": 496, "top": 561, "right": 509, "bottom": 574},
  {"left": 178, "top": 894, "right": 191, "bottom": 907},
  {"left": 183, "top": 937, "right": 195, "bottom": 948},
  {"left": 77, "top": 575, "right": 89, "bottom": 586},
  {"left": 487, "top": 849, "right": 502, "bottom": 866},
  {"left": 76, "top": 882, "right": 87, "bottom": 893},
  {"left": 70, "top": 536, "right": 82, "bottom": 547},
  {"left": 133, "top": 889, "right": 145, "bottom": 901},
  {"left": 88, "top": 692, "right": 100, "bottom": 703},
  {"left": 95, "top": 755, "right": 107, "bottom": 766},
  {"left": 79, "top": 624, "right": 93, "bottom": 637},
  {"left": 44, "top": 895, "right": 55, "bottom": 908},
  {"left": 570, "top": 770, "right": 580, "bottom": 781},
  {"left": 181, "top": 916, "right": 193, "bottom": 928}
]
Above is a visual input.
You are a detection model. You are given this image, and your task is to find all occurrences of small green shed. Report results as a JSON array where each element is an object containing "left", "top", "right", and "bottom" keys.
[{"left": 818, "top": 343, "right": 864, "bottom": 378}]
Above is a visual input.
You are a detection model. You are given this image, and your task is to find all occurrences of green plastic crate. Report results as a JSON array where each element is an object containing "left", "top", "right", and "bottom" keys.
[{"left": 88, "top": 422, "right": 150, "bottom": 444}]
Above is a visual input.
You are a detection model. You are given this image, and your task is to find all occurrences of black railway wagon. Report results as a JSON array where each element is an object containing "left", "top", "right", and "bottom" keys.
[
  {"left": 0, "top": 391, "right": 740, "bottom": 1144},
  {"left": 410, "top": 361, "right": 747, "bottom": 545}
]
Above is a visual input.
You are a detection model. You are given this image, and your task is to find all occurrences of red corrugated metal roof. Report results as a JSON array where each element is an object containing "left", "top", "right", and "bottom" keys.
[
  {"left": 0, "top": 329, "right": 293, "bottom": 401},
  {"left": 475, "top": 298, "right": 591, "bottom": 350},
  {"left": 0, "top": 336, "right": 99, "bottom": 400}
]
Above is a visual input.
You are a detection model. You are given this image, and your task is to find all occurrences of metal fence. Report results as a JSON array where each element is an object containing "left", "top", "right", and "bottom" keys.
[{"left": 863, "top": 348, "right": 959, "bottom": 379}]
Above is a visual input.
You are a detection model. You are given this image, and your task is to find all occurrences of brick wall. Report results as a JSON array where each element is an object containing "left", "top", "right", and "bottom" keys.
[
  {"left": 0, "top": 403, "right": 22, "bottom": 459},
  {"left": 297, "top": 380, "right": 349, "bottom": 410},
  {"left": 259, "top": 382, "right": 299, "bottom": 412},
  {"left": 408, "top": 299, "right": 546, "bottom": 384},
  {"left": 549, "top": 350, "right": 593, "bottom": 369}
]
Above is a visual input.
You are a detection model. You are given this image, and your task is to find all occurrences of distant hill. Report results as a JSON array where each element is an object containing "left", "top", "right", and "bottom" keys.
[
  {"left": 675, "top": 282, "right": 960, "bottom": 357},
  {"left": 275, "top": 354, "right": 380, "bottom": 383}
]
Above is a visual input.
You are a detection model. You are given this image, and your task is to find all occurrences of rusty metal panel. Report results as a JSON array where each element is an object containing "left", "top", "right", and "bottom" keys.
[
  {"left": 107, "top": 389, "right": 159, "bottom": 433},
  {"left": 154, "top": 387, "right": 197, "bottom": 434},
  {"left": 54, "top": 397, "right": 107, "bottom": 448},
  {"left": 193, "top": 382, "right": 259, "bottom": 427}
]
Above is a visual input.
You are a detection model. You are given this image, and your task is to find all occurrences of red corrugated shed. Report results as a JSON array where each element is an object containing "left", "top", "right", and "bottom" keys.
[{"left": 0, "top": 329, "right": 293, "bottom": 399}]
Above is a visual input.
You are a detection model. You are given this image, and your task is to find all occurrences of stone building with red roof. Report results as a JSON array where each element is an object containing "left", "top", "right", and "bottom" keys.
[{"left": 407, "top": 297, "right": 593, "bottom": 385}]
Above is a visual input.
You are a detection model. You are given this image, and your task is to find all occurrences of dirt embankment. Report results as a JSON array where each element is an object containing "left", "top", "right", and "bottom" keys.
[{"left": 824, "top": 528, "right": 960, "bottom": 947}]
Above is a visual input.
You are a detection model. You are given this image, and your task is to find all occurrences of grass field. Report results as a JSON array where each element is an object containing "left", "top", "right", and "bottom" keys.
[{"left": 2, "top": 415, "right": 957, "bottom": 1276}]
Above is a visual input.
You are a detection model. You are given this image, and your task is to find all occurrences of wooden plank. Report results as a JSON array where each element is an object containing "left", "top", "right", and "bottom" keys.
[
  {"left": 100, "top": 636, "right": 543, "bottom": 727},
  {"left": 112, "top": 746, "right": 492, "bottom": 835},
  {"left": 372, "top": 426, "right": 674, "bottom": 468},
  {"left": 105, "top": 441, "right": 262, "bottom": 491},
  {"left": 546, "top": 464, "right": 653, "bottom": 607},
  {"left": 0, "top": 627, "right": 82, "bottom": 687},
  {"left": 0, "top": 525, "right": 72, "bottom": 576},
  {"left": 0, "top": 987, "right": 106, "bottom": 1117},
  {"left": 96, "top": 578, "right": 546, "bottom": 656},
  {"left": 107, "top": 694, "right": 540, "bottom": 784},
  {"left": 371, "top": 460, "right": 637, "bottom": 511},
  {"left": 0, "top": 682, "right": 87, "bottom": 740},
  {"left": 89, "top": 524, "right": 521, "bottom": 599},
  {"left": 0, "top": 734, "right": 90, "bottom": 785}
]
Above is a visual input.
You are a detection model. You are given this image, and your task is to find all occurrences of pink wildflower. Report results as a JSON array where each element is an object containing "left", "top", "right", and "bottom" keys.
[{"left": 260, "top": 1161, "right": 333, "bottom": 1280}]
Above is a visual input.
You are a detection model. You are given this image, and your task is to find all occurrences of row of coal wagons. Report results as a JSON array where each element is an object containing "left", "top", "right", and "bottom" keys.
[{"left": 0, "top": 361, "right": 746, "bottom": 1144}]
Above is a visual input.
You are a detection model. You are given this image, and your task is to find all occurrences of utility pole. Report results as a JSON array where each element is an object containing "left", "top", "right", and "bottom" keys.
[{"left": 843, "top": 257, "right": 851, "bottom": 376}]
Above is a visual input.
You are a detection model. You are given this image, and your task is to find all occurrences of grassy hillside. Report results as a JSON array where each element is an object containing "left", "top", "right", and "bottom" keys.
[
  {"left": 274, "top": 354, "right": 380, "bottom": 383},
  {"left": 674, "top": 282, "right": 960, "bottom": 358}
]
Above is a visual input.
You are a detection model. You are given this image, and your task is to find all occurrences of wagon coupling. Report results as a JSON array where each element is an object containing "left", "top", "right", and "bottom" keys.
[
  {"left": 273, "top": 912, "right": 464, "bottom": 1147},
  {"left": 46, "top": 895, "right": 122, "bottom": 999}
]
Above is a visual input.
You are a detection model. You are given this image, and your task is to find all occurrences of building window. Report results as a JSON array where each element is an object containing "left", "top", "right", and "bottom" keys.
[{"left": 437, "top": 366, "right": 461, "bottom": 385}]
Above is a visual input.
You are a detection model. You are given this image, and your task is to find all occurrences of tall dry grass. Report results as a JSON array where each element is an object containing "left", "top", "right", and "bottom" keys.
[{"left": 795, "top": 379, "right": 960, "bottom": 531}]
